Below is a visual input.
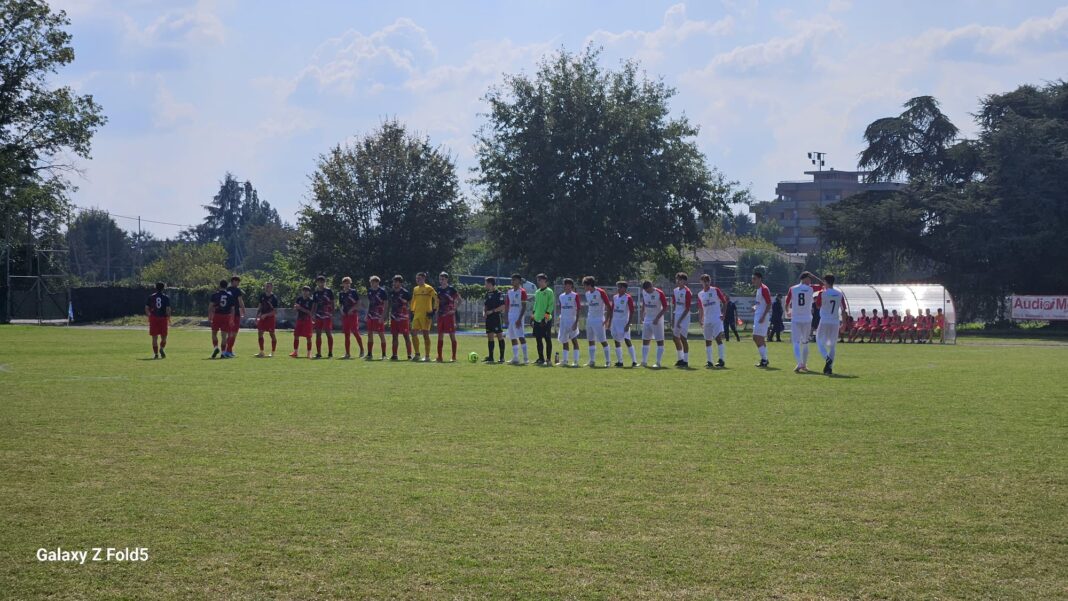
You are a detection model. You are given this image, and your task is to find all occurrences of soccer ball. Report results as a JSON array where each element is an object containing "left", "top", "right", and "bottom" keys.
[{"left": 468, "top": 352, "right": 479, "bottom": 363}]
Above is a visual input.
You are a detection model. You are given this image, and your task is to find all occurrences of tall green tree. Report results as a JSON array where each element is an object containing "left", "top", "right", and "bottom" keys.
[
  {"left": 182, "top": 174, "right": 282, "bottom": 269},
  {"left": 140, "top": 242, "right": 229, "bottom": 288},
  {"left": 66, "top": 208, "right": 133, "bottom": 281},
  {"left": 475, "top": 47, "right": 743, "bottom": 280},
  {"left": 297, "top": 120, "right": 467, "bottom": 281},
  {"left": 0, "top": 0, "right": 106, "bottom": 272}
]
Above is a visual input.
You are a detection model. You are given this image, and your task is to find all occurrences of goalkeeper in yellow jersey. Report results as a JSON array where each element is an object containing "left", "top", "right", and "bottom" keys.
[{"left": 410, "top": 271, "right": 439, "bottom": 362}]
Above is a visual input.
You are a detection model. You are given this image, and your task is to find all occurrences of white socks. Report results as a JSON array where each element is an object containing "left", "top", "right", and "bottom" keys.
[
  {"left": 521, "top": 343, "right": 528, "bottom": 361},
  {"left": 656, "top": 346, "right": 664, "bottom": 364},
  {"left": 628, "top": 345, "right": 637, "bottom": 363},
  {"left": 759, "top": 345, "right": 768, "bottom": 361},
  {"left": 706, "top": 346, "right": 713, "bottom": 362},
  {"left": 718, "top": 343, "right": 725, "bottom": 361}
]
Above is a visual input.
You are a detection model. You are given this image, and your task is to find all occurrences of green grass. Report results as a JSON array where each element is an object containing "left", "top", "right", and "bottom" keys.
[{"left": 1, "top": 325, "right": 1065, "bottom": 600}]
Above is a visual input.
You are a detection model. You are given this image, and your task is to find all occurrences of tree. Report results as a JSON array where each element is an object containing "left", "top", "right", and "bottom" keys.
[
  {"left": 66, "top": 208, "right": 133, "bottom": 281},
  {"left": 140, "top": 242, "right": 229, "bottom": 288},
  {"left": 475, "top": 47, "right": 743, "bottom": 280},
  {"left": 297, "top": 120, "right": 467, "bottom": 281},
  {"left": 1, "top": 0, "right": 106, "bottom": 272},
  {"left": 243, "top": 223, "right": 293, "bottom": 271},
  {"left": 736, "top": 249, "right": 800, "bottom": 294},
  {"left": 182, "top": 174, "right": 282, "bottom": 269}
]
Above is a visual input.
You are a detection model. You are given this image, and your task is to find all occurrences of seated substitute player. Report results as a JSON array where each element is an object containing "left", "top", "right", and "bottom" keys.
[
  {"left": 611, "top": 281, "right": 638, "bottom": 367},
  {"left": 814, "top": 274, "right": 847, "bottom": 375},
  {"left": 839, "top": 311, "right": 854, "bottom": 342},
  {"left": 290, "top": 286, "right": 314, "bottom": 358},
  {"left": 208, "top": 279, "right": 233, "bottom": 359},
  {"left": 696, "top": 274, "right": 728, "bottom": 368},
  {"left": 505, "top": 274, "right": 529, "bottom": 364},
  {"left": 785, "top": 271, "right": 823, "bottom": 372},
  {"left": 639, "top": 280, "right": 668, "bottom": 368},
  {"left": 224, "top": 276, "right": 246, "bottom": 358},
  {"left": 311, "top": 275, "right": 335, "bottom": 359},
  {"left": 849, "top": 308, "right": 869, "bottom": 343},
  {"left": 556, "top": 278, "right": 581, "bottom": 367},
  {"left": 532, "top": 274, "right": 555, "bottom": 365},
  {"left": 751, "top": 271, "right": 773, "bottom": 368},
  {"left": 145, "top": 281, "right": 171, "bottom": 359},
  {"left": 916, "top": 310, "right": 930, "bottom": 343},
  {"left": 388, "top": 275, "right": 413, "bottom": 361},
  {"left": 584, "top": 276, "right": 612, "bottom": 368},
  {"left": 339, "top": 276, "right": 363, "bottom": 359},
  {"left": 255, "top": 282, "right": 280, "bottom": 357},
  {"left": 482, "top": 277, "right": 506, "bottom": 363},
  {"left": 435, "top": 272, "right": 461, "bottom": 362},
  {"left": 671, "top": 272, "right": 693, "bottom": 367},
  {"left": 410, "top": 272, "right": 438, "bottom": 362},
  {"left": 934, "top": 308, "right": 945, "bottom": 343},
  {"left": 364, "top": 276, "right": 389, "bottom": 360}
]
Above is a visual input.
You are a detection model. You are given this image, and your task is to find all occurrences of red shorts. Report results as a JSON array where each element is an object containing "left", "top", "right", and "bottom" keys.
[
  {"left": 366, "top": 318, "right": 385, "bottom": 333},
  {"left": 437, "top": 314, "right": 456, "bottom": 334},
  {"left": 230, "top": 314, "right": 242, "bottom": 333},
  {"left": 211, "top": 313, "right": 233, "bottom": 331},
  {"left": 390, "top": 319, "right": 410, "bottom": 335},
  {"left": 313, "top": 317, "right": 333, "bottom": 331},
  {"left": 294, "top": 319, "right": 312, "bottom": 338},
  {"left": 149, "top": 315, "right": 169, "bottom": 336},
  {"left": 342, "top": 314, "right": 360, "bottom": 334},
  {"left": 257, "top": 315, "right": 276, "bottom": 332}
]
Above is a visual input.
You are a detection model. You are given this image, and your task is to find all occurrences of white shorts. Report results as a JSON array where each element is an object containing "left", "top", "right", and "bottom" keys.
[
  {"left": 673, "top": 312, "right": 690, "bottom": 338},
  {"left": 702, "top": 321, "right": 724, "bottom": 340},
  {"left": 611, "top": 320, "right": 631, "bottom": 341},
  {"left": 642, "top": 321, "right": 665, "bottom": 342},
  {"left": 558, "top": 318, "right": 579, "bottom": 343},
  {"left": 792, "top": 321, "right": 812, "bottom": 342},
  {"left": 507, "top": 314, "right": 525, "bottom": 339},
  {"left": 586, "top": 318, "right": 607, "bottom": 343},
  {"left": 817, "top": 321, "right": 840, "bottom": 343},
  {"left": 753, "top": 319, "right": 769, "bottom": 337}
]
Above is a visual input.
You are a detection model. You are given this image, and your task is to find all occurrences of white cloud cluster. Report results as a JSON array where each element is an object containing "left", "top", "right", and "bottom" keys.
[{"left": 588, "top": 3, "right": 734, "bottom": 62}]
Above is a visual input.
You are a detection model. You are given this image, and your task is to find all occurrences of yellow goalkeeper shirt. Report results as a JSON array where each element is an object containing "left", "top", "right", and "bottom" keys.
[{"left": 411, "top": 284, "right": 439, "bottom": 315}]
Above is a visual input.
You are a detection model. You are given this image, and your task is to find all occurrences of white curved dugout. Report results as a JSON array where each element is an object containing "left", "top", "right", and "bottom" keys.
[{"left": 837, "top": 284, "right": 957, "bottom": 343}]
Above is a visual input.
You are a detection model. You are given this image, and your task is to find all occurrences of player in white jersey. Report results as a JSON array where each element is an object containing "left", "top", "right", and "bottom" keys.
[
  {"left": 639, "top": 280, "right": 668, "bottom": 368},
  {"left": 784, "top": 271, "right": 824, "bottom": 373},
  {"left": 583, "top": 276, "right": 612, "bottom": 367},
  {"left": 556, "top": 278, "right": 581, "bottom": 367},
  {"left": 815, "top": 273, "right": 847, "bottom": 375},
  {"left": 752, "top": 271, "right": 773, "bottom": 368},
  {"left": 611, "top": 281, "right": 638, "bottom": 367},
  {"left": 671, "top": 272, "right": 693, "bottom": 368},
  {"left": 696, "top": 274, "right": 728, "bottom": 368},
  {"left": 505, "top": 274, "right": 529, "bottom": 364}
]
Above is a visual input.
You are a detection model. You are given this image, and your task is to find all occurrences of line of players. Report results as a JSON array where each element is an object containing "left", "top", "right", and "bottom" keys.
[
  {"left": 142, "top": 268, "right": 850, "bottom": 374},
  {"left": 840, "top": 308, "right": 945, "bottom": 344}
]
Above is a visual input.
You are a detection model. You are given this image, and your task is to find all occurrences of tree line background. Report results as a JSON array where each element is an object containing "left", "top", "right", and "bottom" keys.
[{"left": 2, "top": 0, "right": 1066, "bottom": 323}]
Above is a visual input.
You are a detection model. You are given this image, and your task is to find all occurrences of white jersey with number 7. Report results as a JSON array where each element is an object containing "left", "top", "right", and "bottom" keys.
[{"left": 818, "top": 288, "right": 845, "bottom": 324}]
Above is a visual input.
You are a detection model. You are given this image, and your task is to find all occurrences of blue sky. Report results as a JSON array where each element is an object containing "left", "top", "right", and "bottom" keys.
[{"left": 50, "top": 0, "right": 1068, "bottom": 237}]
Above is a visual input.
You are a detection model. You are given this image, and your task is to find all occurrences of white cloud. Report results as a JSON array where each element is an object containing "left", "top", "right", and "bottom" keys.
[
  {"left": 588, "top": 3, "right": 734, "bottom": 62},
  {"left": 702, "top": 16, "right": 842, "bottom": 75},
  {"left": 911, "top": 5, "right": 1068, "bottom": 61},
  {"left": 152, "top": 76, "right": 196, "bottom": 128}
]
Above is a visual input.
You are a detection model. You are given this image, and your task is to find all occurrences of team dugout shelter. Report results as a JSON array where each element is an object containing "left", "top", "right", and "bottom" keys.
[{"left": 834, "top": 284, "right": 957, "bottom": 344}]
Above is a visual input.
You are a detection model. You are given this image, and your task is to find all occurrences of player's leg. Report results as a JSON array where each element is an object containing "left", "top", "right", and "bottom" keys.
[
  {"left": 391, "top": 330, "right": 399, "bottom": 359},
  {"left": 715, "top": 332, "right": 726, "bottom": 366},
  {"left": 324, "top": 327, "right": 333, "bottom": 357},
  {"left": 791, "top": 325, "right": 802, "bottom": 369}
]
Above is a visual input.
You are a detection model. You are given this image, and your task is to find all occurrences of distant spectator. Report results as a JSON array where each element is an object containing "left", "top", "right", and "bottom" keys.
[
  {"left": 723, "top": 299, "right": 740, "bottom": 342},
  {"left": 770, "top": 294, "right": 784, "bottom": 342}
]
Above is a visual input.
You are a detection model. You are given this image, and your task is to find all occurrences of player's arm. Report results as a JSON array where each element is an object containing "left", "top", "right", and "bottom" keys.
[
  {"left": 144, "top": 299, "right": 151, "bottom": 319},
  {"left": 718, "top": 289, "right": 728, "bottom": 321},
  {"left": 760, "top": 287, "right": 772, "bottom": 323},
  {"left": 784, "top": 289, "right": 793, "bottom": 319},
  {"left": 655, "top": 290, "right": 667, "bottom": 324},
  {"left": 238, "top": 295, "right": 246, "bottom": 318},
  {"left": 839, "top": 294, "right": 849, "bottom": 322},
  {"left": 601, "top": 290, "right": 612, "bottom": 327},
  {"left": 697, "top": 295, "right": 705, "bottom": 324},
  {"left": 166, "top": 300, "right": 172, "bottom": 318},
  {"left": 430, "top": 288, "right": 439, "bottom": 317},
  {"left": 208, "top": 299, "right": 215, "bottom": 319}
]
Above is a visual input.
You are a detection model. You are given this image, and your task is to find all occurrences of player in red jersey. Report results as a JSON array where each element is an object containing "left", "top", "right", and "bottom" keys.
[
  {"left": 208, "top": 280, "right": 233, "bottom": 358},
  {"left": 290, "top": 286, "right": 313, "bottom": 358},
  {"left": 338, "top": 276, "right": 363, "bottom": 359},
  {"left": 224, "top": 276, "right": 245, "bottom": 357},
  {"left": 388, "top": 275, "right": 413, "bottom": 360},
  {"left": 849, "top": 309, "right": 869, "bottom": 342},
  {"left": 144, "top": 281, "right": 171, "bottom": 359},
  {"left": 311, "top": 275, "right": 335, "bottom": 359},
  {"left": 435, "top": 272, "right": 462, "bottom": 362},
  {"left": 255, "top": 282, "right": 279, "bottom": 357},
  {"left": 363, "top": 276, "right": 388, "bottom": 359}
]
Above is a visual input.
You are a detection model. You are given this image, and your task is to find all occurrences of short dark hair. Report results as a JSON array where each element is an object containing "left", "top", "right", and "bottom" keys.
[
  {"left": 582, "top": 276, "right": 595, "bottom": 287},
  {"left": 641, "top": 280, "right": 653, "bottom": 290},
  {"left": 511, "top": 273, "right": 522, "bottom": 281},
  {"left": 231, "top": 275, "right": 241, "bottom": 282},
  {"left": 563, "top": 277, "right": 575, "bottom": 286},
  {"left": 315, "top": 274, "right": 326, "bottom": 282},
  {"left": 800, "top": 271, "right": 812, "bottom": 281},
  {"left": 218, "top": 280, "right": 228, "bottom": 289},
  {"left": 439, "top": 272, "right": 449, "bottom": 280},
  {"left": 752, "top": 271, "right": 763, "bottom": 279},
  {"left": 616, "top": 280, "right": 628, "bottom": 288},
  {"left": 675, "top": 272, "right": 688, "bottom": 281},
  {"left": 301, "top": 285, "right": 311, "bottom": 292},
  {"left": 824, "top": 274, "right": 835, "bottom": 286},
  {"left": 484, "top": 277, "right": 496, "bottom": 285},
  {"left": 155, "top": 282, "right": 165, "bottom": 291},
  {"left": 392, "top": 275, "right": 404, "bottom": 283},
  {"left": 536, "top": 273, "right": 548, "bottom": 281},
  {"left": 417, "top": 272, "right": 427, "bottom": 279},
  {"left": 700, "top": 274, "right": 711, "bottom": 283}
]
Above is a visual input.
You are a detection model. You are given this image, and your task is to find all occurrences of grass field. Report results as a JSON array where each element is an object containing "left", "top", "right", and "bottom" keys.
[{"left": 1, "top": 325, "right": 1066, "bottom": 600}]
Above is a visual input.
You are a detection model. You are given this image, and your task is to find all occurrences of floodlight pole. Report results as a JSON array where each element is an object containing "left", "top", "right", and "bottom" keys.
[{"left": 807, "top": 152, "right": 827, "bottom": 263}]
